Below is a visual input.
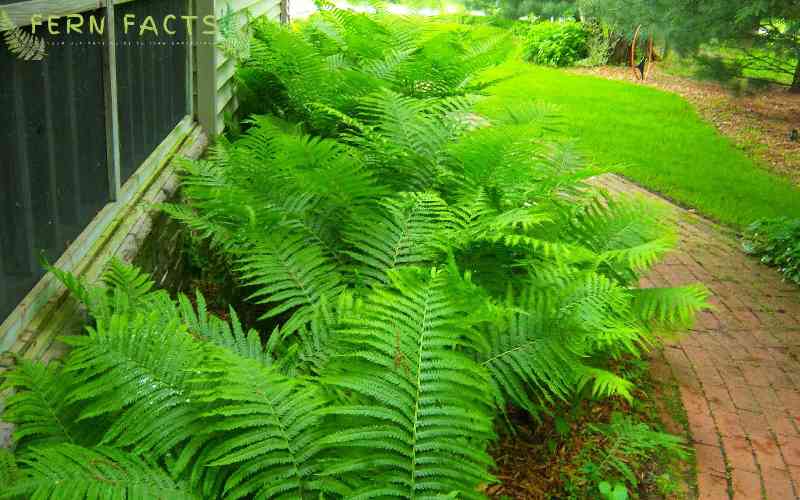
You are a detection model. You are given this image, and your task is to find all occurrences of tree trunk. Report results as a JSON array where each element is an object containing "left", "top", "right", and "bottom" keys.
[
  {"left": 609, "top": 36, "right": 631, "bottom": 65},
  {"left": 279, "top": 0, "right": 290, "bottom": 25},
  {"left": 791, "top": 58, "right": 800, "bottom": 94}
]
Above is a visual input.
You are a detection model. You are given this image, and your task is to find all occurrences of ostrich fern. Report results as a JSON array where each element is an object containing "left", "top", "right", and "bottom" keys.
[
  {"left": 345, "top": 192, "right": 452, "bottom": 286},
  {"left": 320, "top": 267, "right": 496, "bottom": 498},
  {"left": 4, "top": 445, "right": 197, "bottom": 500},
  {"left": 1, "top": 14, "right": 710, "bottom": 499}
]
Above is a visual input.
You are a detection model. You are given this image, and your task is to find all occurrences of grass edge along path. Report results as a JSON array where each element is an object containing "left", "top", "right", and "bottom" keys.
[{"left": 477, "top": 61, "right": 800, "bottom": 229}]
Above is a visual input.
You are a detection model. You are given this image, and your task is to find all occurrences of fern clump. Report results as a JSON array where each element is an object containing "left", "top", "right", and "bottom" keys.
[{"left": 1, "top": 11, "right": 709, "bottom": 499}]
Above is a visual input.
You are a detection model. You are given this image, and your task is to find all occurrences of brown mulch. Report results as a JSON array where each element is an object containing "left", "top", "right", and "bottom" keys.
[
  {"left": 571, "top": 66, "right": 800, "bottom": 186},
  {"left": 487, "top": 356, "right": 694, "bottom": 499},
  {"left": 487, "top": 406, "right": 599, "bottom": 500}
]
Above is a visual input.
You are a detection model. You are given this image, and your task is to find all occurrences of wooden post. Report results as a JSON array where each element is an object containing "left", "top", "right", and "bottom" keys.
[
  {"left": 186, "top": 0, "right": 195, "bottom": 117},
  {"left": 195, "top": 0, "right": 218, "bottom": 136},
  {"left": 102, "top": 1, "right": 122, "bottom": 199}
]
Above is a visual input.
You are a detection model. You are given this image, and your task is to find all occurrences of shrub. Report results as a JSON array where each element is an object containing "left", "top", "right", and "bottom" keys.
[
  {"left": 523, "top": 20, "right": 590, "bottom": 67},
  {"left": 234, "top": 12, "right": 514, "bottom": 133},
  {"left": 744, "top": 217, "right": 800, "bottom": 285},
  {"left": 576, "top": 30, "right": 619, "bottom": 67}
]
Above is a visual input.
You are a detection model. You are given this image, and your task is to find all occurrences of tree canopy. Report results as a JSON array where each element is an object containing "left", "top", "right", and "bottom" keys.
[
  {"left": 494, "top": 0, "right": 800, "bottom": 90},
  {"left": 592, "top": 0, "right": 800, "bottom": 90}
]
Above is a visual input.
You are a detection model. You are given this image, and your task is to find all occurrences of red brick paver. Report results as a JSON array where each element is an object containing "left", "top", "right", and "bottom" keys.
[{"left": 597, "top": 174, "right": 800, "bottom": 499}]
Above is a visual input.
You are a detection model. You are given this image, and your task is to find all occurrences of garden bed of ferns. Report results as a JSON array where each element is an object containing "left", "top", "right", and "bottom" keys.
[
  {"left": 178, "top": 249, "right": 695, "bottom": 500},
  {"left": 1, "top": 10, "right": 707, "bottom": 500},
  {"left": 174, "top": 248, "right": 693, "bottom": 500}
]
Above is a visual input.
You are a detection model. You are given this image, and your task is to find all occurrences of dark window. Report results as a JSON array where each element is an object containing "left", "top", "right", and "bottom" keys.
[
  {"left": 115, "top": 0, "right": 189, "bottom": 183},
  {"left": 0, "top": 17, "right": 110, "bottom": 320}
]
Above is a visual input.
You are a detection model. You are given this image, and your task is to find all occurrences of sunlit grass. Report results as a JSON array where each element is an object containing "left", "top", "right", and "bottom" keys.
[{"left": 477, "top": 61, "right": 800, "bottom": 228}]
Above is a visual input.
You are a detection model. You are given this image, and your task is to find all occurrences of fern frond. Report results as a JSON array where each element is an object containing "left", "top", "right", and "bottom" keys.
[
  {"left": 630, "top": 285, "right": 710, "bottom": 329},
  {"left": 446, "top": 125, "right": 594, "bottom": 203},
  {"left": 0, "top": 360, "right": 82, "bottom": 449},
  {"left": 488, "top": 207, "right": 553, "bottom": 233},
  {"left": 246, "top": 21, "right": 343, "bottom": 119},
  {"left": 554, "top": 273, "right": 651, "bottom": 357},
  {"left": 361, "top": 47, "right": 416, "bottom": 82},
  {"left": 490, "top": 100, "right": 559, "bottom": 127},
  {"left": 599, "top": 237, "right": 677, "bottom": 274},
  {"left": 355, "top": 89, "right": 462, "bottom": 189},
  {"left": 0, "top": 10, "right": 46, "bottom": 61},
  {"left": 446, "top": 188, "right": 499, "bottom": 248},
  {"left": 44, "top": 260, "right": 96, "bottom": 310},
  {"left": 289, "top": 291, "right": 362, "bottom": 376},
  {"left": 3, "top": 444, "right": 198, "bottom": 500},
  {"left": 160, "top": 202, "right": 240, "bottom": 253},
  {"left": 577, "top": 367, "right": 635, "bottom": 402},
  {"left": 588, "top": 413, "right": 688, "bottom": 487},
  {"left": 188, "top": 350, "right": 341, "bottom": 499},
  {"left": 321, "top": 267, "right": 495, "bottom": 498},
  {"left": 481, "top": 270, "right": 654, "bottom": 412},
  {"left": 570, "top": 196, "right": 676, "bottom": 279},
  {"left": 177, "top": 291, "right": 270, "bottom": 365},
  {"left": 345, "top": 192, "right": 451, "bottom": 285},
  {"left": 61, "top": 310, "right": 206, "bottom": 457},
  {"left": 481, "top": 291, "right": 581, "bottom": 412},
  {"left": 101, "top": 259, "right": 155, "bottom": 303},
  {"left": 237, "top": 229, "right": 346, "bottom": 325}
]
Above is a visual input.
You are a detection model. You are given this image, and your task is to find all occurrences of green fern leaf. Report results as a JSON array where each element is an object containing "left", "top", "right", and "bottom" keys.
[
  {"left": 1, "top": 360, "right": 84, "bottom": 449},
  {"left": 189, "top": 350, "right": 343, "bottom": 499},
  {"left": 576, "top": 367, "right": 635, "bottom": 402},
  {"left": 101, "top": 259, "right": 155, "bottom": 303},
  {"left": 3, "top": 444, "right": 198, "bottom": 499},
  {"left": 345, "top": 192, "right": 451, "bottom": 285},
  {"left": 61, "top": 310, "right": 206, "bottom": 457},
  {"left": 321, "top": 267, "right": 495, "bottom": 498},
  {"left": 0, "top": 10, "right": 46, "bottom": 61},
  {"left": 631, "top": 284, "right": 710, "bottom": 329},
  {"left": 569, "top": 196, "right": 676, "bottom": 280},
  {"left": 177, "top": 290, "right": 270, "bottom": 365},
  {"left": 481, "top": 289, "right": 582, "bottom": 412},
  {"left": 236, "top": 228, "right": 346, "bottom": 326}
]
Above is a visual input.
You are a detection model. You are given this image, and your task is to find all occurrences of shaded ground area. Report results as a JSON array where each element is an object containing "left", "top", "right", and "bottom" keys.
[
  {"left": 603, "top": 174, "right": 800, "bottom": 499},
  {"left": 572, "top": 66, "right": 800, "bottom": 186}
]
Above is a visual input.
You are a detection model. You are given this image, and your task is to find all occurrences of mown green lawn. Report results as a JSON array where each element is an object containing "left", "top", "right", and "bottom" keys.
[{"left": 477, "top": 61, "right": 800, "bottom": 228}]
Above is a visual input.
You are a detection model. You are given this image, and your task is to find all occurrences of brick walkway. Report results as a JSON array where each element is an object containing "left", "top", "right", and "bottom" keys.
[{"left": 597, "top": 174, "right": 800, "bottom": 500}]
